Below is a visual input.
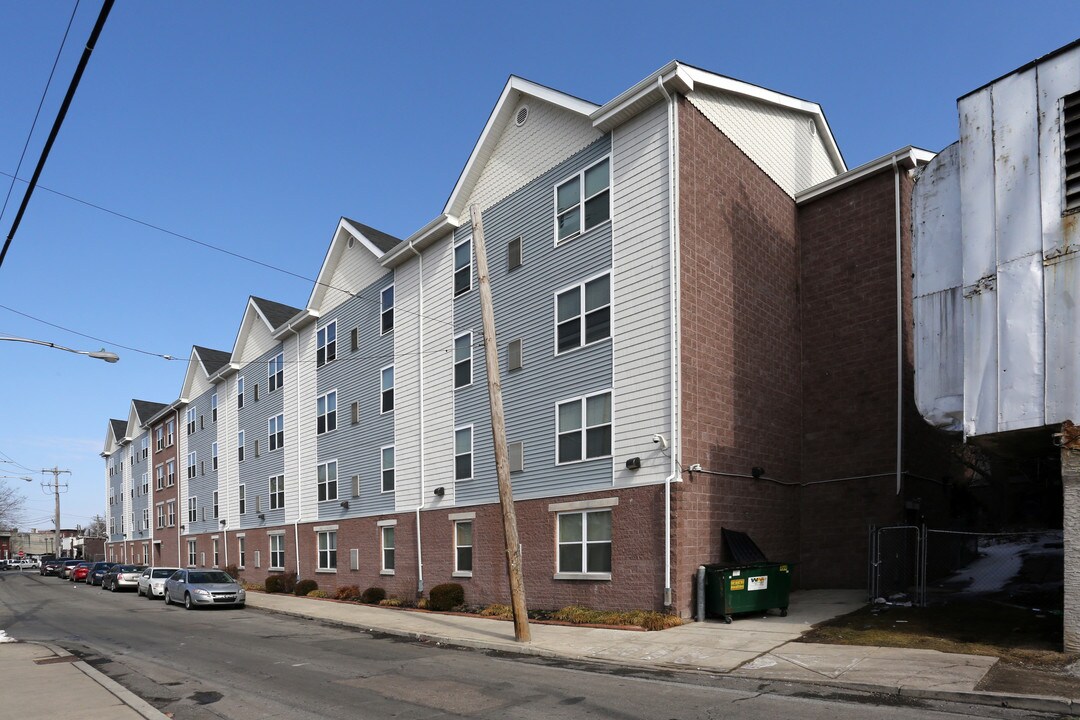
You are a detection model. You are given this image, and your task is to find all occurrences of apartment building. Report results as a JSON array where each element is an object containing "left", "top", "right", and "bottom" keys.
[{"left": 103, "top": 61, "right": 956, "bottom": 616}]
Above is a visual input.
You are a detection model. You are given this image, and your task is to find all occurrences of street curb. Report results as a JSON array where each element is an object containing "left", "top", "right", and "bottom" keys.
[
  {"left": 248, "top": 600, "right": 1080, "bottom": 716},
  {"left": 41, "top": 643, "right": 169, "bottom": 720}
]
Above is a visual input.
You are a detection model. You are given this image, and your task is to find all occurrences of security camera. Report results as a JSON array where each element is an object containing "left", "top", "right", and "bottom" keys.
[{"left": 651, "top": 434, "right": 669, "bottom": 451}]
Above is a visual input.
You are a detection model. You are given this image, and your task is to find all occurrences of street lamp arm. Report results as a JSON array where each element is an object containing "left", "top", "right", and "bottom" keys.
[{"left": 0, "top": 336, "right": 118, "bottom": 363}]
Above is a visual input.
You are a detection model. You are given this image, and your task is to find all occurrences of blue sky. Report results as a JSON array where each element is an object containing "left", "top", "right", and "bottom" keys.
[{"left": 0, "top": 1, "right": 1076, "bottom": 531}]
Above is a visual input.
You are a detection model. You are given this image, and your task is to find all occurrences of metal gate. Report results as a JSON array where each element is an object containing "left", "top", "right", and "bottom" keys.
[{"left": 868, "top": 525, "right": 923, "bottom": 604}]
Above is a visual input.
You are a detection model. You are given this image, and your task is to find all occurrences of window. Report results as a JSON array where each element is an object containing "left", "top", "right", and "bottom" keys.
[
  {"left": 237, "top": 431, "right": 245, "bottom": 462},
  {"left": 155, "top": 465, "right": 164, "bottom": 490},
  {"left": 318, "top": 461, "right": 338, "bottom": 502},
  {"left": 269, "top": 414, "right": 284, "bottom": 451},
  {"left": 156, "top": 427, "right": 164, "bottom": 451},
  {"left": 557, "top": 391, "right": 612, "bottom": 463},
  {"left": 381, "top": 367, "right": 394, "bottom": 413},
  {"left": 167, "top": 420, "right": 175, "bottom": 446},
  {"left": 508, "top": 338, "right": 523, "bottom": 371},
  {"left": 381, "top": 446, "right": 395, "bottom": 493},
  {"left": 166, "top": 459, "right": 176, "bottom": 486},
  {"left": 188, "top": 496, "right": 197, "bottom": 523},
  {"left": 268, "top": 352, "right": 284, "bottom": 392},
  {"left": 455, "top": 520, "right": 473, "bottom": 575},
  {"left": 211, "top": 442, "right": 218, "bottom": 471},
  {"left": 381, "top": 285, "right": 394, "bottom": 334},
  {"left": 141, "top": 472, "right": 148, "bottom": 495},
  {"left": 454, "top": 333, "right": 472, "bottom": 388},
  {"left": 555, "top": 157, "right": 610, "bottom": 243},
  {"left": 142, "top": 508, "right": 149, "bottom": 531},
  {"left": 351, "top": 327, "right": 359, "bottom": 352},
  {"left": 238, "top": 484, "right": 246, "bottom": 515},
  {"left": 186, "top": 407, "right": 197, "bottom": 435},
  {"left": 141, "top": 436, "right": 149, "bottom": 459},
  {"left": 211, "top": 393, "right": 218, "bottom": 422},
  {"left": 167, "top": 500, "right": 176, "bottom": 527},
  {"left": 454, "top": 237, "right": 471, "bottom": 296},
  {"left": 1065, "top": 91, "right": 1080, "bottom": 212},
  {"left": 557, "top": 510, "right": 612, "bottom": 576},
  {"left": 156, "top": 504, "right": 165, "bottom": 529},
  {"left": 455, "top": 426, "right": 472, "bottom": 481},
  {"left": 269, "top": 475, "right": 285, "bottom": 510},
  {"left": 269, "top": 534, "right": 285, "bottom": 569},
  {"left": 254, "top": 439, "right": 260, "bottom": 457},
  {"left": 187, "top": 540, "right": 197, "bottom": 567},
  {"left": 317, "top": 321, "right": 337, "bottom": 367},
  {"left": 187, "top": 452, "right": 196, "bottom": 480},
  {"left": 253, "top": 383, "right": 260, "bottom": 402},
  {"left": 509, "top": 441, "right": 524, "bottom": 473},
  {"left": 556, "top": 272, "right": 611, "bottom": 353},
  {"left": 238, "top": 537, "right": 246, "bottom": 568},
  {"left": 213, "top": 538, "right": 220, "bottom": 567},
  {"left": 351, "top": 401, "right": 359, "bottom": 425},
  {"left": 508, "top": 236, "right": 522, "bottom": 270},
  {"left": 317, "top": 391, "right": 337, "bottom": 434},
  {"left": 237, "top": 377, "right": 245, "bottom": 409},
  {"left": 318, "top": 530, "right": 337, "bottom": 570},
  {"left": 381, "top": 526, "right": 395, "bottom": 572}
]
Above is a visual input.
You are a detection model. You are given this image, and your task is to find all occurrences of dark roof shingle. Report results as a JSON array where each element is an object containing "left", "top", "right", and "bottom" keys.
[
  {"left": 109, "top": 418, "right": 127, "bottom": 440},
  {"left": 131, "top": 400, "right": 168, "bottom": 424},
  {"left": 343, "top": 217, "right": 401, "bottom": 254},
  {"left": 250, "top": 297, "right": 302, "bottom": 330},
  {"left": 193, "top": 346, "right": 231, "bottom": 376}
]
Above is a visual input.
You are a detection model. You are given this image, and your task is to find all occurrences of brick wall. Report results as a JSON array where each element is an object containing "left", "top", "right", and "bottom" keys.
[{"left": 673, "top": 97, "right": 803, "bottom": 615}]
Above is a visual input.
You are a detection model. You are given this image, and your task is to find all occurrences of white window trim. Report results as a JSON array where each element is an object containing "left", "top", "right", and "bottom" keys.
[
  {"left": 317, "top": 390, "right": 338, "bottom": 435},
  {"left": 548, "top": 497, "right": 619, "bottom": 513},
  {"left": 268, "top": 352, "right": 284, "bottom": 393},
  {"left": 453, "top": 519, "right": 473, "bottom": 578},
  {"left": 268, "top": 532, "right": 285, "bottom": 570},
  {"left": 316, "top": 529, "right": 338, "bottom": 572},
  {"left": 376, "top": 519, "right": 397, "bottom": 527},
  {"left": 453, "top": 236, "right": 472, "bottom": 297},
  {"left": 268, "top": 413, "right": 284, "bottom": 451},
  {"left": 380, "top": 525, "right": 395, "bottom": 575},
  {"left": 553, "top": 269, "right": 613, "bottom": 357},
  {"left": 237, "top": 376, "right": 245, "bottom": 409},
  {"left": 269, "top": 474, "right": 285, "bottom": 510},
  {"left": 381, "top": 283, "right": 394, "bottom": 335},
  {"left": 317, "top": 319, "right": 338, "bottom": 368},
  {"left": 554, "top": 389, "right": 613, "bottom": 466},
  {"left": 317, "top": 459, "right": 339, "bottom": 503},
  {"left": 237, "top": 430, "right": 245, "bottom": 462},
  {"left": 380, "top": 445, "right": 395, "bottom": 493},
  {"left": 448, "top": 511, "right": 475, "bottom": 521},
  {"left": 453, "top": 332, "right": 472, "bottom": 389},
  {"left": 553, "top": 155, "right": 612, "bottom": 246},
  {"left": 554, "top": 508, "right": 613, "bottom": 581},
  {"left": 454, "top": 424, "right": 473, "bottom": 481},
  {"left": 380, "top": 365, "right": 394, "bottom": 414}
]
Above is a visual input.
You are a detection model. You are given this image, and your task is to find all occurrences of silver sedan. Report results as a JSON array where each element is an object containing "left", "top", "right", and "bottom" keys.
[
  {"left": 163, "top": 569, "right": 246, "bottom": 610},
  {"left": 137, "top": 566, "right": 181, "bottom": 599}
]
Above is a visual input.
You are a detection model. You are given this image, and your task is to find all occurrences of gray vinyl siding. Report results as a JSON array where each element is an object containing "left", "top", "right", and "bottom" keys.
[
  {"left": 129, "top": 431, "right": 150, "bottom": 533},
  {"left": 316, "top": 271, "right": 396, "bottom": 519},
  {"left": 184, "top": 386, "right": 220, "bottom": 535},
  {"left": 453, "top": 136, "right": 613, "bottom": 506},
  {"left": 235, "top": 343, "right": 287, "bottom": 527},
  {"left": 107, "top": 453, "right": 125, "bottom": 542}
]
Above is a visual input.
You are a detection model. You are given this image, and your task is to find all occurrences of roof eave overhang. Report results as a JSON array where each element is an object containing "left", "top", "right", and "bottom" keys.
[
  {"left": 794, "top": 146, "right": 936, "bottom": 205},
  {"left": 272, "top": 309, "right": 320, "bottom": 340},
  {"left": 381, "top": 214, "right": 461, "bottom": 269},
  {"left": 591, "top": 61, "right": 691, "bottom": 132},
  {"left": 145, "top": 399, "right": 186, "bottom": 426}
]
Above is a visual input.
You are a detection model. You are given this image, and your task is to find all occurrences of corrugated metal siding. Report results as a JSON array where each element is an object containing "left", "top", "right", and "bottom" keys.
[
  {"left": 687, "top": 87, "right": 837, "bottom": 197},
  {"left": 611, "top": 100, "right": 672, "bottom": 486},
  {"left": 453, "top": 137, "right": 614, "bottom": 507},
  {"left": 315, "top": 271, "right": 396, "bottom": 518},
  {"left": 463, "top": 98, "right": 602, "bottom": 214}
]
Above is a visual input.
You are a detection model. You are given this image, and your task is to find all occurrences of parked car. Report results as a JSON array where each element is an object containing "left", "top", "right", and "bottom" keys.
[
  {"left": 137, "top": 567, "right": 181, "bottom": 599},
  {"left": 102, "top": 564, "right": 145, "bottom": 591},
  {"left": 163, "top": 569, "right": 245, "bottom": 609},
  {"left": 42, "top": 558, "right": 68, "bottom": 577},
  {"left": 70, "top": 562, "right": 93, "bottom": 582},
  {"left": 58, "top": 560, "right": 82, "bottom": 579},
  {"left": 86, "top": 562, "right": 114, "bottom": 586}
]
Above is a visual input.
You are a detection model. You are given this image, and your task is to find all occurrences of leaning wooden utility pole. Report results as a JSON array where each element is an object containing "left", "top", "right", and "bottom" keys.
[{"left": 470, "top": 203, "right": 531, "bottom": 642}]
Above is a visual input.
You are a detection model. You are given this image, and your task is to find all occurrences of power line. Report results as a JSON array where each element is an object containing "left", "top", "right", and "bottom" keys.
[{"left": 0, "top": 0, "right": 81, "bottom": 229}]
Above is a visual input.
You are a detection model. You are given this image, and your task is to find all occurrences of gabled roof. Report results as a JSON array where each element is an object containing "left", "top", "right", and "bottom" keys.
[
  {"left": 229, "top": 296, "right": 302, "bottom": 369},
  {"left": 131, "top": 400, "right": 168, "bottom": 426},
  {"left": 110, "top": 418, "right": 126, "bottom": 441},
  {"left": 342, "top": 218, "right": 401, "bottom": 253},
  {"left": 103, "top": 417, "right": 126, "bottom": 455},
  {"left": 192, "top": 346, "right": 231, "bottom": 376},
  {"left": 251, "top": 296, "right": 302, "bottom": 330},
  {"left": 306, "top": 218, "right": 398, "bottom": 313}
]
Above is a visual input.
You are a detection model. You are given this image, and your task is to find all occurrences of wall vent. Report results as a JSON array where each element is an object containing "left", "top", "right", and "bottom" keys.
[
  {"left": 1065, "top": 91, "right": 1080, "bottom": 213},
  {"left": 515, "top": 105, "right": 529, "bottom": 127}
]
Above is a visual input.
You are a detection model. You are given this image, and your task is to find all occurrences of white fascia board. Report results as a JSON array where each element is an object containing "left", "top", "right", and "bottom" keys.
[
  {"left": 306, "top": 219, "right": 384, "bottom": 312},
  {"left": 145, "top": 399, "right": 185, "bottom": 427},
  {"left": 272, "top": 309, "right": 319, "bottom": 340},
  {"left": 229, "top": 298, "right": 276, "bottom": 368},
  {"left": 339, "top": 218, "right": 391, "bottom": 259},
  {"left": 591, "top": 60, "right": 690, "bottom": 132},
  {"left": 102, "top": 423, "right": 119, "bottom": 455},
  {"left": 178, "top": 348, "right": 203, "bottom": 403},
  {"left": 795, "top": 146, "right": 936, "bottom": 204},
  {"left": 381, "top": 214, "right": 460, "bottom": 269},
  {"left": 442, "top": 76, "right": 598, "bottom": 218},
  {"left": 207, "top": 361, "right": 240, "bottom": 383}
]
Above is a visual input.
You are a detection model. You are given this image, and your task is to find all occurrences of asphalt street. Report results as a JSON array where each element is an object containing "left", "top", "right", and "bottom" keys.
[{"left": 0, "top": 572, "right": 1057, "bottom": 720}]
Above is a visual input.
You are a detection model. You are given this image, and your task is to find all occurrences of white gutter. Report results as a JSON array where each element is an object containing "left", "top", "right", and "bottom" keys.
[
  {"left": 408, "top": 239, "right": 425, "bottom": 595},
  {"left": 657, "top": 76, "right": 679, "bottom": 608},
  {"left": 892, "top": 155, "right": 903, "bottom": 496},
  {"left": 174, "top": 408, "right": 181, "bottom": 567},
  {"left": 289, "top": 323, "right": 303, "bottom": 577}
]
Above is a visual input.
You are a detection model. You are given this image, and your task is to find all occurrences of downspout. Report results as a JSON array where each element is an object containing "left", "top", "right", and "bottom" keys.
[
  {"left": 175, "top": 408, "right": 181, "bottom": 567},
  {"left": 892, "top": 156, "right": 903, "bottom": 496},
  {"left": 657, "top": 75, "right": 679, "bottom": 607},
  {"left": 290, "top": 325, "right": 303, "bottom": 577},
  {"left": 407, "top": 240, "right": 425, "bottom": 596}
]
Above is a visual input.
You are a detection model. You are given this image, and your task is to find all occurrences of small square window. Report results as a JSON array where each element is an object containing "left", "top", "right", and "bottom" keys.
[{"left": 508, "top": 338, "right": 523, "bottom": 371}]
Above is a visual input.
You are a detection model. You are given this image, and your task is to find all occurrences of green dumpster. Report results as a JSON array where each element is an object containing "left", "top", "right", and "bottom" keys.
[{"left": 704, "top": 562, "right": 792, "bottom": 624}]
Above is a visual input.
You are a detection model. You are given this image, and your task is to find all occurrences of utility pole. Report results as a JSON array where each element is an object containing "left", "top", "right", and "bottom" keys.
[
  {"left": 470, "top": 203, "right": 530, "bottom": 642},
  {"left": 41, "top": 468, "right": 70, "bottom": 558}
]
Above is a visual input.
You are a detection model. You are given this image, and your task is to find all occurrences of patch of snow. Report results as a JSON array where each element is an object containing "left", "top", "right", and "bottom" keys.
[
  {"left": 742, "top": 656, "right": 777, "bottom": 670},
  {"left": 0, "top": 630, "right": 15, "bottom": 643}
]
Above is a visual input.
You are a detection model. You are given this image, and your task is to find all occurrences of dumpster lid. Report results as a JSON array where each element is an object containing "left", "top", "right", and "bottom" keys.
[{"left": 722, "top": 527, "right": 768, "bottom": 564}]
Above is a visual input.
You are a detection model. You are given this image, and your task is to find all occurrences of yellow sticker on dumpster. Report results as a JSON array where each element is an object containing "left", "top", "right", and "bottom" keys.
[
  {"left": 748, "top": 576, "right": 768, "bottom": 591},
  {"left": 730, "top": 578, "right": 745, "bottom": 591}
]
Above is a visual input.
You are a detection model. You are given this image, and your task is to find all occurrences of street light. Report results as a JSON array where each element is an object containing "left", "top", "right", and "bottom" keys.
[
  {"left": 0, "top": 336, "right": 119, "bottom": 363},
  {"left": 0, "top": 476, "right": 33, "bottom": 482}
]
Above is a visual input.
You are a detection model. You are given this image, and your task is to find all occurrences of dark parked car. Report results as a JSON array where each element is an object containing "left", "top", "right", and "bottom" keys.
[
  {"left": 86, "top": 562, "right": 114, "bottom": 586},
  {"left": 41, "top": 558, "right": 68, "bottom": 576},
  {"left": 102, "top": 564, "right": 145, "bottom": 591}
]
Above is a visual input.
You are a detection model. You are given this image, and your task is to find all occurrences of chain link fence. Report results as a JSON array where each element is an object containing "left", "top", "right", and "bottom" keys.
[{"left": 868, "top": 525, "right": 922, "bottom": 604}]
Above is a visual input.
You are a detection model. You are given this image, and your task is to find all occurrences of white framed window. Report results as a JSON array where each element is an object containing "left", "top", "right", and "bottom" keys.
[
  {"left": 454, "top": 426, "right": 472, "bottom": 481},
  {"left": 211, "top": 393, "right": 218, "bottom": 422},
  {"left": 268, "top": 352, "right": 284, "bottom": 392},
  {"left": 269, "top": 475, "right": 285, "bottom": 510},
  {"left": 166, "top": 500, "right": 176, "bottom": 527},
  {"left": 318, "top": 530, "right": 337, "bottom": 570},
  {"left": 187, "top": 539, "right": 197, "bottom": 567},
  {"left": 317, "top": 391, "right": 337, "bottom": 434},
  {"left": 238, "top": 484, "right": 246, "bottom": 515},
  {"left": 237, "top": 536, "right": 246, "bottom": 568},
  {"left": 381, "top": 285, "right": 394, "bottom": 334},
  {"left": 141, "top": 436, "right": 149, "bottom": 459},
  {"left": 166, "top": 420, "right": 175, "bottom": 446},
  {"left": 381, "top": 446, "right": 395, "bottom": 493},
  {"left": 142, "top": 508, "right": 149, "bottom": 531},
  {"left": 237, "top": 431, "right": 245, "bottom": 462},
  {"left": 156, "top": 426, "right": 164, "bottom": 451},
  {"left": 556, "top": 391, "right": 612, "bottom": 463},
  {"left": 454, "top": 520, "right": 473, "bottom": 575},
  {"left": 237, "top": 377, "right": 245, "bottom": 409},
  {"left": 211, "top": 442, "right": 218, "bottom": 470},
  {"left": 454, "top": 237, "right": 471, "bottom": 296},
  {"left": 554, "top": 157, "right": 610, "bottom": 243},
  {"left": 556, "top": 509, "right": 612, "bottom": 577},
  {"left": 187, "top": 496, "right": 197, "bottom": 523},
  {"left": 555, "top": 271, "right": 611, "bottom": 353},
  {"left": 508, "top": 235, "right": 522, "bottom": 271},
  {"left": 381, "top": 526, "right": 395, "bottom": 572},
  {"left": 156, "top": 504, "right": 165, "bottom": 529},
  {"left": 317, "top": 320, "right": 337, "bottom": 367},
  {"left": 186, "top": 407, "right": 197, "bottom": 435},
  {"left": 187, "top": 452, "right": 197, "bottom": 480},
  {"left": 269, "top": 534, "right": 285, "bottom": 569},
  {"left": 454, "top": 333, "right": 472, "bottom": 389},
  {"left": 317, "top": 460, "right": 338, "bottom": 502},
  {"left": 166, "top": 459, "right": 176, "bottom": 486},
  {"left": 213, "top": 538, "right": 220, "bottom": 567},
  {"left": 155, "top": 465, "right": 164, "bottom": 490},
  {"left": 269, "top": 414, "right": 284, "bottom": 451},
  {"left": 381, "top": 366, "right": 394, "bottom": 413},
  {"left": 141, "top": 472, "right": 148, "bottom": 495}
]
